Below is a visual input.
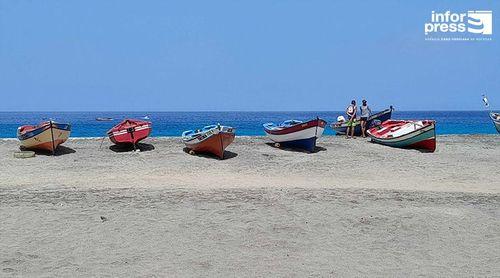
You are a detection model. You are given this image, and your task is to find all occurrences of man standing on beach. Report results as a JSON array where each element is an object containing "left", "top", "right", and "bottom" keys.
[
  {"left": 359, "top": 99, "right": 372, "bottom": 138},
  {"left": 346, "top": 100, "right": 357, "bottom": 138}
]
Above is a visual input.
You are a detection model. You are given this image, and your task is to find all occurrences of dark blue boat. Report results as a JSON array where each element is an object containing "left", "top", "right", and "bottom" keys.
[{"left": 331, "top": 106, "right": 393, "bottom": 136}]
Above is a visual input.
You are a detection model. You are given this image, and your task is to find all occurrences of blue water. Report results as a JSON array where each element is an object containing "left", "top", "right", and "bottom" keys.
[{"left": 0, "top": 111, "right": 496, "bottom": 138}]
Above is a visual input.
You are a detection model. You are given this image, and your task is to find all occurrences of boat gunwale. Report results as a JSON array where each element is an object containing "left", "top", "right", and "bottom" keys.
[
  {"left": 264, "top": 118, "right": 326, "bottom": 136},
  {"left": 17, "top": 122, "right": 71, "bottom": 141}
]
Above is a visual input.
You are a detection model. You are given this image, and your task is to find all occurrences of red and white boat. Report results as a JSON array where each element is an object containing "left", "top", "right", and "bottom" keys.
[
  {"left": 182, "top": 125, "right": 235, "bottom": 159},
  {"left": 17, "top": 121, "right": 71, "bottom": 154},
  {"left": 107, "top": 119, "right": 152, "bottom": 147},
  {"left": 263, "top": 118, "right": 327, "bottom": 152},
  {"left": 367, "top": 120, "right": 436, "bottom": 152}
]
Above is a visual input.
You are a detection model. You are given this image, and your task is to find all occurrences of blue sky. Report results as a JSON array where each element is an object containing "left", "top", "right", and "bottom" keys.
[{"left": 0, "top": 0, "right": 498, "bottom": 111}]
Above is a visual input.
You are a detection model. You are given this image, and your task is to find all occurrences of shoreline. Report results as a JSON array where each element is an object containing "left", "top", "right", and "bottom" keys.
[
  {"left": 1, "top": 133, "right": 499, "bottom": 140},
  {"left": 1, "top": 135, "right": 499, "bottom": 194}
]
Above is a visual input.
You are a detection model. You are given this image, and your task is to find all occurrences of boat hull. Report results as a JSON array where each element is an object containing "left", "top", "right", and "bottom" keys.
[
  {"left": 108, "top": 120, "right": 152, "bottom": 146},
  {"left": 184, "top": 131, "right": 235, "bottom": 159},
  {"left": 17, "top": 122, "right": 71, "bottom": 153},
  {"left": 368, "top": 120, "right": 436, "bottom": 152},
  {"left": 332, "top": 107, "right": 393, "bottom": 136},
  {"left": 264, "top": 119, "right": 326, "bottom": 152},
  {"left": 490, "top": 112, "right": 500, "bottom": 134},
  {"left": 277, "top": 137, "right": 318, "bottom": 152}
]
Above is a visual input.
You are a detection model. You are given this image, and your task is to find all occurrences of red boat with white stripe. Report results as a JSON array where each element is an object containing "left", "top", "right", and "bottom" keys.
[
  {"left": 107, "top": 119, "right": 152, "bottom": 147},
  {"left": 367, "top": 120, "right": 436, "bottom": 152}
]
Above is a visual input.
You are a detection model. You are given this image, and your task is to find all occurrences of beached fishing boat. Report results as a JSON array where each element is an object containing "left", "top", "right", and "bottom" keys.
[
  {"left": 490, "top": 112, "right": 500, "bottom": 133},
  {"left": 182, "top": 124, "right": 235, "bottom": 159},
  {"left": 107, "top": 119, "right": 152, "bottom": 147},
  {"left": 263, "top": 118, "right": 327, "bottom": 152},
  {"left": 367, "top": 120, "right": 436, "bottom": 152},
  {"left": 331, "top": 106, "right": 393, "bottom": 136},
  {"left": 17, "top": 121, "right": 71, "bottom": 154}
]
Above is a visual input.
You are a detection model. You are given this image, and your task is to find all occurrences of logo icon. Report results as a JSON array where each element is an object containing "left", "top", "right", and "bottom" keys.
[{"left": 467, "top": 11, "right": 492, "bottom": 34}]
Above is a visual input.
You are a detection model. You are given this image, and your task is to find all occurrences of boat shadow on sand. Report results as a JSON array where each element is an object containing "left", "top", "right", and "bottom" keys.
[
  {"left": 20, "top": 145, "right": 76, "bottom": 156},
  {"left": 265, "top": 143, "right": 327, "bottom": 154},
  {"left": 182, "top": 147, "right": 238, "bottom": 160},
  {"left": 109, "top": 143, "right": 155, "bottom": 153}
]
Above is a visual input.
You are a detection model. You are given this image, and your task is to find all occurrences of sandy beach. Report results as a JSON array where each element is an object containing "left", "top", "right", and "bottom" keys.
[{"left": 1, "top": 135, "right": 499, "bottom": 276}]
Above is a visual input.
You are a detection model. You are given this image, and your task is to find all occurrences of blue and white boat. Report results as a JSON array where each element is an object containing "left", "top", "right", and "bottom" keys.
[{"left": 263, "top": 118, "right": 326, "bottom": 152}]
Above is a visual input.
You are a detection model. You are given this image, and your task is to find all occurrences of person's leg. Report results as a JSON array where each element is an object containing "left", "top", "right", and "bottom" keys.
[
  {"left": 361, "top": 121, "right": 366, "bottom": 137},
  {"left": 350, "top": 122, "right": 355, "bottom": 138}
]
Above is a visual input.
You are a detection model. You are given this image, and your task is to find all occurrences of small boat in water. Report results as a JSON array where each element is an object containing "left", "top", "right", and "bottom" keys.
[
  {"left": 331, "top": 106, "right": 393, "bottom": 136},
  {"left": 182, "top": 124, "right": 235, "bottom": 159},
  {"left": 263, "top": 118, "right": 326, "bottom": 152},
  {"left": 17, "top": 121, "right": 71, "bottom": 154},
  {"left": 490, "top": 112, "right": 500, "bottom": 133},
  {"left": 367, "top": 120, "right": 436, "bottom": 152},
  {"left": 107, "top": 119, "right": 152, "bottom": 148},
  {"left": 96, "top": 117, "right": 114, "bottom": 121}
]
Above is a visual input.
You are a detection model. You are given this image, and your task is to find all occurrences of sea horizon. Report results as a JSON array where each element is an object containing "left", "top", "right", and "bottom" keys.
[{"left": 0, "top": 109, "right": 493, "bottom": 112}]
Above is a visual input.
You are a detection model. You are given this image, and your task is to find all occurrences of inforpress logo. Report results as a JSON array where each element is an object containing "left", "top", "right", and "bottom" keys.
[{"left": 424, "top": 10, "right": 493, "bottom": 41}]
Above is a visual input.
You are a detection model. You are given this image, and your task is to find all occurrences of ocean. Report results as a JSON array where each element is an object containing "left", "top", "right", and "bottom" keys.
[{"left": 0, "top": 111, "right": 496, "bottom": 138}]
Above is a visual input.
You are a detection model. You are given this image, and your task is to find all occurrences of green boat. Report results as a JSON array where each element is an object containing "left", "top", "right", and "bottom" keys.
[{"left": 367, "top": 120, "right": 436, "bottom": 152}]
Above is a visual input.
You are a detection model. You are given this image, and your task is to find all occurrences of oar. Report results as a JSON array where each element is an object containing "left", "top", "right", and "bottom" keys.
[
  {"left": 99, "top": 120, "right": 116, "bottom": 150},
  {"left": 99, "top": 133, "right": 107, "bottom": 150}
]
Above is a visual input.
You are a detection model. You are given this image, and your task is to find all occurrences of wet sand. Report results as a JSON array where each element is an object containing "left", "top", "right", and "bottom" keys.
[{"left": 0, "top": 135, "right": 499, "bottom": 276}]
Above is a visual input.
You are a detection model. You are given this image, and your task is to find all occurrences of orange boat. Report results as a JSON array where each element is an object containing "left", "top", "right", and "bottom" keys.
[
  {"left": 182, "top": 125, "right": 235, "bottom": 159},
  {"left": 17, "top": 121, "right": 71, "bottom": 154}
]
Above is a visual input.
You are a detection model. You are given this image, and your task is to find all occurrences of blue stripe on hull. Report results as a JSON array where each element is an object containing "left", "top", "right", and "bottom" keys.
[
  {"left": 17, "top": 123, "right": 71, "bottom": 141},
  {"left": 17, "top": 126, "right": 50, "bottom": 141},
  {"left": 279, "top": 137, "right": 317, "bottom": 152}
]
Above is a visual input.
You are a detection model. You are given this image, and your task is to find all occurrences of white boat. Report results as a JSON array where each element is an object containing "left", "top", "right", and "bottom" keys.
[{"left": 263, "top": 118, "right": 326, "bottom": 152}]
